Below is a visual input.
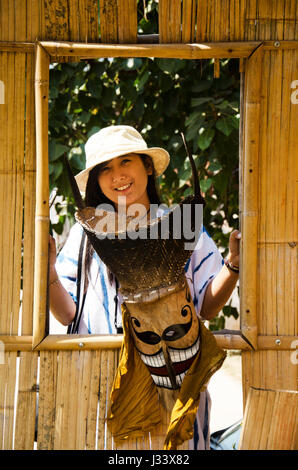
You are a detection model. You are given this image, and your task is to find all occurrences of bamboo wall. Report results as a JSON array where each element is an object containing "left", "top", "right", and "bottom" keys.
[{"left": 0, "top": 0, "right": 297, "bottom": 450}]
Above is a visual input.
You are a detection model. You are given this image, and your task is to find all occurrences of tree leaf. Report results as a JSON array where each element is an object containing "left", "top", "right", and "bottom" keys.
[
  {"left": 215, "top": 117, "right": 234, "bottom": 136},
  {"left": 200, "top": 178, "right": 212, "bottom": 193},
  {"left": 49, "top": 141, "right": 69, "bottom": 162},
  {"left": 191, "top": 97, "right": 212, "bottom": 107},
  {"left": 198, "top": 128, "right": 215, "bottom": 150}
]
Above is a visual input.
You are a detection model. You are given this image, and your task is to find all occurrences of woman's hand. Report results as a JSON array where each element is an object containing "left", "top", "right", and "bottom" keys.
[
  {"left": 227, "top": 229, "right": 241, "bottom": 267},
  {"left": 48, "top": 235, "right": 58, "bottom": 281}
]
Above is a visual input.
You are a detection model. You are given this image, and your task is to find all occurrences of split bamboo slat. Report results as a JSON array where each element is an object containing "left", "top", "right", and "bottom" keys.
[
  {"left": 41, "top": 0, "right": 99, "bottom": 43},
  {"left": 37, "top": 351, "right": 58, "bottom": 450},
  {"left": 118, "top": 0, "right": 137, "bottom": 44},
  {"left": 85, "top": 350, "right": 102, "bottom": 449},
  {"left": 14, "top": 352, "right": 38, "bottom": 449},
  {"left": 0, "top": 352, "right": 17, "bottom": 450},
  {"left": 181, "top": 0, "right": 196, "bottom": 43},
  {"left": 241, "top": 350, "right": 298, "bottom": 406},
  {"left": 239, "top": 387, "right": 298, "bottom": 450},
  {"left": 99, "top": 0, "right": 118, "bottom": 43},
  {"left": 194, "top": 0, "right": 298, "bottom": 42},
  {"left": 0, "top": 50, "right": 28, "bottom": 336},
  {"left": 159, "top": 0, "right": 182, "bottom": 43},
  {"left": 37, "top": 349, "right": 122, "bottom": 449},
  {"left": 258, "top": 48, "right": 297, "bottom": 337}
]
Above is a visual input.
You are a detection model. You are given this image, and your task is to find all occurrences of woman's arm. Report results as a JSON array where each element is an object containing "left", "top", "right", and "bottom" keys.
[
  {"left": 48, "top": 235, "right": 76, "bottom": 326},
  {"left": 200, "top": 230, "right": 240, "bottom": 321}
]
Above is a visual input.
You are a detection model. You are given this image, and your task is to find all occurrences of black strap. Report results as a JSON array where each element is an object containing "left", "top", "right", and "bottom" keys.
[
  {"left": 114, "top": 277, "right": 123, "bottom": 334},
  {"left": 67, "top": 231, "right": 86, "bottom": 334}
]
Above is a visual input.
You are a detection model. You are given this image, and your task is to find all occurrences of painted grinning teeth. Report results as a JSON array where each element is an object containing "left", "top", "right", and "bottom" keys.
[
  {"left": 140, "top": 337, "right": 200, "bottom": 368},
  {"left": 151, "top": 371, "right": 186, "bottom": 389},
  {"left": 169, "top": 337, "right": 200, "bottom": 363}
]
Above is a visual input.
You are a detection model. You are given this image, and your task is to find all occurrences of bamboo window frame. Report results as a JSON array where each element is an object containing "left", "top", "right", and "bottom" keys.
[{"left": 33, "top": 40, "right": 263, "bottom": 352}]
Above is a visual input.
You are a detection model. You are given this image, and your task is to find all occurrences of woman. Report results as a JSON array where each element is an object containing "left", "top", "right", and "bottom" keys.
[{"left": 48, "top": 125, "right": 240, "bottom": 448}]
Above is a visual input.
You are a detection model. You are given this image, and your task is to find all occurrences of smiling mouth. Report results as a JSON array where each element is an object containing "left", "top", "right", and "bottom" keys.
[
  {"left": 115, "top": 183, "right": 132, "bottom": 191},
  {"left": 139, "top": 336, "right": 200, "bottom": 389}
]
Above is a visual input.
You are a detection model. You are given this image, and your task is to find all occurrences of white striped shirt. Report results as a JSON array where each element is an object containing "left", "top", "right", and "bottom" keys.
[{"left": 56, "top": 222, "right": 223, "bottom": 334}]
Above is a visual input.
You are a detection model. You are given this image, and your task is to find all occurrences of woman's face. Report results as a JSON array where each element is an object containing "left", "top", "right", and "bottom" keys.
[{"left": 97, "top": 153, "right": 152, "bottom": 210}]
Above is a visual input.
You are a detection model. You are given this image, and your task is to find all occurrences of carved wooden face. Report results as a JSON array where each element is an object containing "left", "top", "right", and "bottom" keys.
[{"left": 127, "top": 281, "right": 200, "bottom": 390}]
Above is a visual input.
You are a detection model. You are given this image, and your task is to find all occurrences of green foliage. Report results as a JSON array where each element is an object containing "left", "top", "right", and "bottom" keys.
[
  {"left": 49, "top": 58, "right": 240, "bottom": 237},
  {"left": 49, "top": 4, "right": 240, "bottom": 329}
]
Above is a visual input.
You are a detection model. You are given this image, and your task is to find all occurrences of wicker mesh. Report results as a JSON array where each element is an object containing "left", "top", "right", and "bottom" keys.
[{"left": 75, "top": 195, "right": 203, "bottom": 296}]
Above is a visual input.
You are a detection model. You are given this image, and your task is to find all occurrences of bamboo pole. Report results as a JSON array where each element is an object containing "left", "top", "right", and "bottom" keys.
[
  {"left": 4, "top": 52, "right": 16, "bottom": 335},
  {"left": 33, "top": 44, "right": 50, "bottom": 349},
  {"left": 22, "top": 52, "right": 36, "bottom": 336},
  {"left": 0, "top": 51, "right": 8, "bottom": 335},
  {"left": 35, "top": 334, "right": 124, "bottom": 350},
  {"left": 40, "top": 40, "right": 261, "bottom": 61},
  {"left": 213, "top": 58, "right": 220, "bottom": 78},
  {"left": 0, "top": 336, "right": 33, "bottom": 350},
  {"left": 1, "top": 333, "right": 295, "bottom": 352},
  {"left": 7, "top": 334, "right": 297, "bottom": 351},
  {"left": 0, "top": 41, "right": 294, "bottom": 54},
  {"left": 240, "top": 44, "right": 263, "bottom": 350}
]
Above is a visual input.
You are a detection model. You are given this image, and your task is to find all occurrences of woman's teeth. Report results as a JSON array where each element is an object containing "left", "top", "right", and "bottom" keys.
[{"left": 116, "top": 183, "right": 131, "bottom": 191}]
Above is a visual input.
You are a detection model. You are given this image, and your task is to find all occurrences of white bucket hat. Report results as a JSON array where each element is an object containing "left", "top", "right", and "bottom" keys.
[{"left": 75, "top": 125, "right": 170, "bottom": 191}]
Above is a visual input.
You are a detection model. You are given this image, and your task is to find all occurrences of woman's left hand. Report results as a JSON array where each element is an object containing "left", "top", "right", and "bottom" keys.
[{"left": 227, "top": 229, "right": 241, "bottom": 267}]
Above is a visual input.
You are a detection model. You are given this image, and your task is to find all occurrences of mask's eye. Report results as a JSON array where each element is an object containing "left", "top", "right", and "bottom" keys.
[
  {"left": 181, "top": 305, "right": 191, "bottom": 317},
  {"left": 132, "top": 317, "right": 141, "bottom": 328}
]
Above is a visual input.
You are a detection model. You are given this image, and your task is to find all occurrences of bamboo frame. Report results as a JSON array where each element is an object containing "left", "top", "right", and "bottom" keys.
[
  {"left": 240, "top": 44, "right": 263, "bottom": 350},
  {"left": 39, "top": 40, "right": 260, "bottom": 61},
  {"left": 0, "top": 334, "right": 296, "bottom": 352},
  {"left": 0, "top": 40, "right": 297, "bottom": 55},
  {"left": 33, "top": 44, "right": 50, "bottom": 349},
  {"left": 31, "top": 40, "right": 271, "bottom": 353}
]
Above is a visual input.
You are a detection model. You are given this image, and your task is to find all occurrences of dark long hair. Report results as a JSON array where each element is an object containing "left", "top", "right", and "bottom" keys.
[{"left": 83, "top": 155, "right": 161, "bottom": 285}]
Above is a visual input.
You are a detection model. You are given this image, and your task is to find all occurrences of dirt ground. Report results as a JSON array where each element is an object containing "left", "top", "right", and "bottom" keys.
[{"left": 208, "top": 351, "right": 243, "bottom": 433}]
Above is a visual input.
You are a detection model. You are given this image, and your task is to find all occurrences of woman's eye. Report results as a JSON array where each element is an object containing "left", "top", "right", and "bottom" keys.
[
  {"left": 101, "top": 166, "right": 110, "bottom": 173},
  {"left": 121, "top": 159, "right": 131, "bottom": 165}
]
